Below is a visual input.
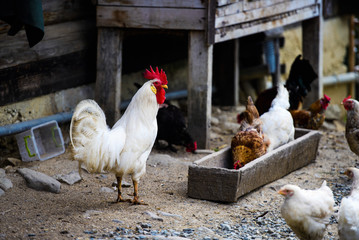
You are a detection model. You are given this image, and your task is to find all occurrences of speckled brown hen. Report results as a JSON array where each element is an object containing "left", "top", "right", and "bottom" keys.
[
  {"left": 343, "top": 96, "right": 359, "bottom": 157},
  {"left": 232, "top": 96, "right": 268, "bottom": 169}
]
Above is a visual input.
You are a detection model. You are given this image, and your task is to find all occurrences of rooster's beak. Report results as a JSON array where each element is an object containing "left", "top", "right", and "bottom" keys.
[{"left": 162, "top": 85, "right": 168, "bottom": 89}]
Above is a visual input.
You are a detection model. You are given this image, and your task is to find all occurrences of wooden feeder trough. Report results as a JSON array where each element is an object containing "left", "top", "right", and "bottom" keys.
[{"left": 187, "top": 128, "right": 322, "bottom": 202}]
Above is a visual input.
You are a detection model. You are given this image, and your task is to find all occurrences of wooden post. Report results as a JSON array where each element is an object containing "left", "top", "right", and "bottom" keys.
[
  {"left": 302, "top": 8, "right": 323, "bottom": 108},
  {"left": 188, "top": 31, "right": 213, "bottom": 149},
  {"left": 234, "top": 38, "right": 240, "bottom": 106},
  {"left": 95, "top": 28, "right": 123, "bottom": 127},
  {"left": 348, "top": 15, "right": 356, "bottom": 97}
]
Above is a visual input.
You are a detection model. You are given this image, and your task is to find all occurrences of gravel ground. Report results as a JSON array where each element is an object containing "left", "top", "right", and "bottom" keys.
[{"left": 0, "top": 106, "right": 357, "bottom": 240}]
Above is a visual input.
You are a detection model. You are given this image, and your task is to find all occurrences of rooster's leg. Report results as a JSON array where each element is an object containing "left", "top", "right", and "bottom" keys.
[
  {"left": 115, "top": 176, "right": 131, "bottom": 203},
  {"left": 132, "top": 180, "right": 147, "bottom": 205}
]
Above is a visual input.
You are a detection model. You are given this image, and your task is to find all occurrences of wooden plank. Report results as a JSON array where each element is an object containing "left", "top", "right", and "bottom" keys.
[
  {"left": 0, "top": 51, "right": 96, "bottom": 105},
  {"left": 95, "top": 28, "right": 123, "bottom": 127},
  {"left": 0, "top": 0, "right": 95, "bottom": 34},
  {"left": 243, "top": 0, "right": 289, "bottom": 11},
  {"left": 302, "top": 6, "right": 323, "bottom": 108},
  {"left": 42, "top": 0, "right": 95, "bottom": 26},
  {"left": 0, "top": 20, "right": 96, "bottom": 70},
  {"left": 214, "top": 5, "right": 319, "bottom": 43},
  {"left": 216, "top": 1, "right": 243, "bottom": 18},
  {"left": 216, "top": 0, "right": 317, "bottom": 28},
  {"left": 207, "top": 0, "right": 216, "bottom": 45},
  {"left": 187, "top": 31, "right": 213, "bottom": 149},
  {"left": 96, "top": 6, "right": 206, "bottom": 30},
  {"left": 234, "top": 39, "right": 240, "bottom": 106},
  {"left": 97, "top": 0, "right": 205, "bottom": 8},
  {"left": 217, "top": 0, "right": 240, "bottom": 7}
]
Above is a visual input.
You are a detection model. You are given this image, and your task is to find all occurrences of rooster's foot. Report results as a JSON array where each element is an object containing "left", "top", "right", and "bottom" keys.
[
  {"left": 131, "top": 197, "right": 148, "bottom": 205},
  {"left": 113, "top": 196, "right": 132, "bottom": 204}
]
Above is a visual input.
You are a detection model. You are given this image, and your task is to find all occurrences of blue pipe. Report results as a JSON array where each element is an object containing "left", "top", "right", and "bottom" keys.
[
  {"left": 0, "top": 112, "right": 73, "bottom": 137},
  {"left": 1, "top": 89, "right": 191, "bottom": 137}
]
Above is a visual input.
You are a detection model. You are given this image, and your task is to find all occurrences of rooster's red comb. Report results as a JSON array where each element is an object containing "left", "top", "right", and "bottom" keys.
[
  {"left": 143, "top": 66, "right": 168, "bottom": 85},
  {"left": 342, "top": 95, "right": 352, "bottom": 104},
  {"left": 323, "top": 94, "right": 331, "bottom": 102}
]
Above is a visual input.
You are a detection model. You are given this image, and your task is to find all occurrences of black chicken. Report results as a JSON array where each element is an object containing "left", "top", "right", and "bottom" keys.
[
  {"left": 254, "top": 55, "right": 317, "bottom": 116},
  {"left": 156, "top": 103, "right": 197, "bottom": 153},
  {"left": 133, "top": 82, "right": 196, "bottom": 153}
]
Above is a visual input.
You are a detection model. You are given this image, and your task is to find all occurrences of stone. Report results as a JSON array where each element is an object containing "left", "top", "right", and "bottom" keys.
[
  {"left": 17, "top": 168, "right": 61, "bottom": 193},
  {"left": 158, "top": 211, "right": 183, "bottom": 219},
  {"left": 0, "top": 168, "right": 5, "bottom": 178},
  {"left": 0, "top": 177, "right": 13, "bottom": 191},
  {"left": 55, "top": 171, "right": 81, "bottom": 185},
  {"left": 0, "top": 188, "right": 4, "bottom": 196},
  {"left": 144, "top": 211, "right": 163, "bottom": 221},
  {"left": 100, "top": 187, "right": 114, "bottom": 193}
]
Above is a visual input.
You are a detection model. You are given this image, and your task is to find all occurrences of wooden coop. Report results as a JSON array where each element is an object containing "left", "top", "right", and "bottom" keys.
[
  {"left": 96, "top": 0, "right": 322, "bottom": 149},
  {"left": 96, "top": 0, "right": 322, "bottom": 148}
]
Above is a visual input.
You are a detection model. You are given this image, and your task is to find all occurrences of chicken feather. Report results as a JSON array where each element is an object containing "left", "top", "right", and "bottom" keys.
[
  {"left": 338, "top": 167, "right": 359, "bottom": 240},
  {"left": 70, "top": 74, "right": 167, "bottom": 204},
  {"left": 278, "top": 181, "right": 335, "bottom": 240},
  {"left": 260, "top": 84, "right": 295, "bottom": 152}
]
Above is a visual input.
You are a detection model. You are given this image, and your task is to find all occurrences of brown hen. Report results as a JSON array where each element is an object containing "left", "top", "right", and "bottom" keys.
[
  {"left": 290, "top": 94, "right": 331, "bottom": 130},
  {"left": 232, "top": 96, "right": 268, "bottom": 169}
]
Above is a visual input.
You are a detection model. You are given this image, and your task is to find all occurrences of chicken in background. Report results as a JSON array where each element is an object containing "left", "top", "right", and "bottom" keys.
[
  {"left": 260, "top": 84, "right": 295, "bottom": 152},
  {"left": 338, "top": 167, "right": 359, "bottom": 240},
  {"left": 255, "top": 55, "right": 317, "bottom": 116},
  {"left": 278, "top": 181, "right": 335, "bottom": 240},
  {"left": 156, "top": 103, "right": 197, "bottom": 153},
  {"left": 231, "top": 96, "right": 269, "bottom": 169},
  {"left": 290, "top": 94, "right": 331, "bottom": 130},
  {"left": 342, "top": 96, "right": 359, "bottom": 156},
  {"left": 70, "top": 66, "right": 168, "bottom": 205},
  {"left": 134, "top": 83, "right": 197, "bottom": 153}
]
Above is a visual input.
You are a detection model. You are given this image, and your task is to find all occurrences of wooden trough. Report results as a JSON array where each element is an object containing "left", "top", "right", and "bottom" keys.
[{"left": 187, "top": 128, "right": 322, "bottom": 202}]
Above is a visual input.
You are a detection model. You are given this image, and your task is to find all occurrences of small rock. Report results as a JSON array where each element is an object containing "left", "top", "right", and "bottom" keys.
[
  {"left": 17, "top": 168, "right": 61, "bottom": 193},
  {"left": 0, "top": 188, "right": 5, "bottom": 196},
  {"left": 0, "top": 169, "right": 5, "bottom": 178},
  {"left": 100, "top": 187, "right": 114, "bottom": 193},
  {"left": 83, "top": 210, "right": 102, "bottom": 218},
  {"left": 158, "top": 210, "right": 182, "bottom": 219},
  {"left": 144, "top": 211, "right": 163, "bottom": 221},
  {"left": 211, "top": 117, "right": 219, "bottom": 125},
  {"left": 0, "top": 177, "right": 13, "bottom": 191},
  {"left": 112, "top": 180, "right": 131, "bottom": 188},
  {"left": 55, "top": 171, "right": 81, "bottom": 185}
]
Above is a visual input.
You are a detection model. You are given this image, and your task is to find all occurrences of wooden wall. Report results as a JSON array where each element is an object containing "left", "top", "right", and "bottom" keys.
[{"left": 0, "top": 0, "right": 97, "bottom": 106}]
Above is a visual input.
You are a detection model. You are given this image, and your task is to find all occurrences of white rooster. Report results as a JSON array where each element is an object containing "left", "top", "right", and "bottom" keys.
[
  {"left": 338, "top": 167, "right": 359, "bottom": 240},
  {"left": 260, "top": 83, "right": 295, "bottom": 152},
  {"left": 278, "top": 181, "right": 335, "bottom": 240},
  {"left": 70, "top": 66, "right": 168, "bottom": 204}
]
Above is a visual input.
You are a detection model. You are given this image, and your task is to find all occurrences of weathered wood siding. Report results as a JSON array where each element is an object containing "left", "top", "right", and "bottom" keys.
[
  {"left": 214, "top": 0, "right": 320, "bottom": 43},
  {"left": 0, "top": 0, "right": 96, "bottom": 106}
]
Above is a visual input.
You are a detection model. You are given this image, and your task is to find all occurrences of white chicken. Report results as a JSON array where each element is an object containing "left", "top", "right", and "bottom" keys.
[
  {"left": 260, "top": 83, "right": 295, "bottom": 152},
  {"left": 70, "top": 66, "right": 168, "bottom": 204},
  {"left": 278, "top": 181, "right": 335, "bottom": 240},
  {"left": 338, "top": 167, "right": 359, "bottom": 240}
]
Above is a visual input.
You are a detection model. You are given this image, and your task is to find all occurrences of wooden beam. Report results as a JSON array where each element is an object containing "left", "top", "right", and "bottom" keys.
[
  {"left": 188, "top": 31, "right": 213, "bottom": 149},
  {"left": 302, "top": 4, "right": 323, "bottom": 108},
  {"left": 0, "top": 20, "right": 96, "bottom": 70},
  {"left": 95, "top": 28, "right": 123, "bottom": 127},
  {"left": 216, "top": 0, "right": 316, "bottom": 27},
  {"left": 215, "top": 4, "right": 319, "bottom": 43},
  {"left": 234, "top": 38, "right": 240, "bottom": 106},
  {"left": 0, "top": 51, "right": 96, "bottom": 105},
  {"left": 97, "top": 0, "right": 205, "bottom": 9},
  {"left": 96, "top": 6, "right": 206, "bottom": 30}
]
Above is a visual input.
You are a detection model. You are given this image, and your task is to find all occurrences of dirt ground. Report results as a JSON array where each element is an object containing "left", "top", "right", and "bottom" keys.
[{"left": 0, "top": 106, "right": 357, "bottom": 240}]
